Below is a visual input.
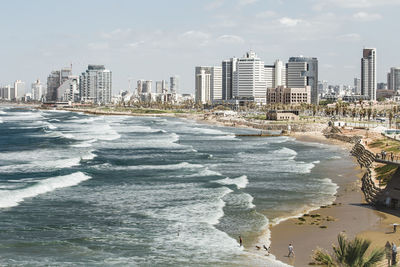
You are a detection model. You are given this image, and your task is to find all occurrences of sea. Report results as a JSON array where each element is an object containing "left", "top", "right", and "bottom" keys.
[{"left": 0, "top": 106, "right": 356, "bottom": 266}]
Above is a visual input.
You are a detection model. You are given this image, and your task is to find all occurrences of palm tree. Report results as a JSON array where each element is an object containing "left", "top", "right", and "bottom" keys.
[
  {"left": 312, "top": 233, "right": 384, "bottom": 267},
  {"left": 389, "top": 110, "right": 394, "bottom": 129}
]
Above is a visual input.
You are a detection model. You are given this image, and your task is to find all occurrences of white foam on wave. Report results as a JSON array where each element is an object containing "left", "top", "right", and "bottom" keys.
[
  {"left": 313, "top": 160, "right": 320, "bottom": 164},
  {"left": 0, "top": 172, "right": 91, "bottom": 208},
  {"left": 44, "top": 122, "right": 58, "bottom": 130},
  {"left": 330, "top": 155, "right": 341, "bottom": 159},
  {"left": 191, "top": 127, "right": 230, "bottom": 135},
  {"left": 0, "top": 157, "right": 81, "bottom": 173},
  {"left": 81, "top": 150, "right": 96, "bottom": 160},
  {"left": 1, "top": 112, "right": 43, "bottom": 121},
  {"left": 71, "top": 138, "right": 97, "bottom": 148},
  {"left": 0, "top": 110, "right": 6, "bottom": 114},
  {"left": 223, "top": 192, "right": 255, "bottom": 209},
  {"left": 216, "top": 175, "right": 249, "bottom": 189},
  {"left": 95, "top": 161, "right": 204, "bottom": 171},
  {"left": 273, "top": 147, "right": 297, "bottom": 156}
]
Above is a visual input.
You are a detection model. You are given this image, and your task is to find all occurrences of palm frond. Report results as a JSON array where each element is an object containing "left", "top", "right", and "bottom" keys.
[{"left": 362, "top": 248, "right": 385, "bottom": 267}]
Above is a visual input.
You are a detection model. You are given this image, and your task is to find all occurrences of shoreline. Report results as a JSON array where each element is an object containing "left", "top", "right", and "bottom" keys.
[{"left": 20, "top": 106, "right": 395, "bottom": 265}]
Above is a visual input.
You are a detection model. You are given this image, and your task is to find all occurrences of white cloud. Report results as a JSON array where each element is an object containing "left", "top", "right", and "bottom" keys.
[
  {"left": 313, "top": 0, "right": 400, "bottom": 10},
  {"left": 180, "top": 30, "right": 210, "bottom": 40},
  {"left": 101, "top": 28, "right": 132, "bottom": 39},
  {"left": 126, "top": 41, "right": 145, "bottom": 48},
  {"left": 216, "top": 34, "right": 245, "bottom": 44},
  {"left": 352, "top": 11, "right": 382, "bottom": 21},
  {"left": 278, "top": 17, "right": 301, "bottom": 27}
]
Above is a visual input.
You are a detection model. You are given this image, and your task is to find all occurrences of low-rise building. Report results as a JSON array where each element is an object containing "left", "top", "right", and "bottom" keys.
[
  {"left": 266, "top": 110, "right": 299, "bottom": 121},
  {"left": 266, "top": 86, "right": 311, "bottom": 105}
]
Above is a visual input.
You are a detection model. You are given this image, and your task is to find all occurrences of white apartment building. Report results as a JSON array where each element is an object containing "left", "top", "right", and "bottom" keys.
[
  {"left": 80, "top": 65, "right": 112, "bottom": 104},
  {"left": 211, "top": 66, "right": 222, "bottom": 101},
  {"left": 388, "top": 67, "right": 400, "bottom": 92},
  {"left": 31, "top": 79, "right": 43, "bottom": 101},
  {"left": 14, "top": 80, "right": 25, "bottom": 100},
  {"left": 265, "top": 60, "right": 286, "bottom": 89},
  {"left": 195, "top": 67, "right": 211, "bottom": 104},
  {"left": 233, "top": 51, "right": 266, "bottom": 104}
]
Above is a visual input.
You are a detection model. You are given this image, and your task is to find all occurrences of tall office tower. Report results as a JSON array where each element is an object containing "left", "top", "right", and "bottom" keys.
[
  {"left": 361, "top": 48, "right": 376, "bottom": 101},
  {"left": 155, "top": 80, "right": 167, "bottom": 94},
  {"left": 222, "top": 57, "right": 237, "bottom": 100},
  {"left": 264, "top": 60, "right": 287, "bottom": 89},
  {"left": 232, "top": 51, "right": 266, "bottom": 104},
  {"left": 14, "top": 80, "right": 25, "bottom": 100},
  {"left": 287, "top": 56, "right": 319, "bottom": 104},
  {"left": 46, "top": 71, "right": 61, "bottom": 101},
  {"left": 80, "top": 65, "right": 112, "bottom": 104},
  {"left": 211, "top": 66, "right": 222, "bottom": 101},
  {"left": 31, "top": 80, "right": 43, "bottom": 101},
  {"left": 388, "top": 67, "right": 400, "bottom": 92},
  {"left": 0, "top": 85, "right": 11, "bottom": 100},
  {"left": 354, "top": 78, "right": 361, "bottom": 94},
  {"left": 195, "top": 67, "right": 212, "bottom": 104},
  {"left": 170, "top": 75, "right": 179, "bottom": 93},
  {"left": 137, "top": 80, "right": 144, "bottom": 95}
]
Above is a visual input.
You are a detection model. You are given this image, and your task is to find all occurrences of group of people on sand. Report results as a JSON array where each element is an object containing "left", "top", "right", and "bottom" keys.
[{"left": 239, "top": 236, "right": 295, "bottom": 258}]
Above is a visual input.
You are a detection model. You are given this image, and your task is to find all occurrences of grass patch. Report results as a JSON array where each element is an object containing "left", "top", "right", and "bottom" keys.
[
  {"left": 375, "top": 164, "right": 398, "bottom": 186},
  {"left": 369, "top": 138, "right": 400, "bottom": 153}
]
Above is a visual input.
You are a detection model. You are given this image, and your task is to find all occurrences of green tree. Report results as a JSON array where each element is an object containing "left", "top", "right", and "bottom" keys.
[
  {"left": 389, "top": 111, "right": 394, "bottom": 128},
  {"left": 312, "top": 233, "right": 384, "bottom": 267},
  {"left": 367, "top": 108, "right": 372, "bottom": 121}
]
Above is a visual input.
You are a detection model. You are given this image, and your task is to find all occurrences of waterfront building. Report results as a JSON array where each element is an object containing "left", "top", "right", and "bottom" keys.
[
  {"left": 170, "top": 75, "right": 179, "bottom": 93},
  {"left": 46, "top": 68, "right": 72, "bottom": 102},
  {"left": 80, "top": 65, "right": 112, "bottom": 104},
  {"left": 14, "top": 80, "right": 25, "bottom": 100},
  {"left": 287, "top": 56, "right": 318, "bottom": 105},
  {"left": 222, "top": 57, "right": 237, "bottom": 100},
  {"left": 211, "top": 66, "right": 222, "bottom": 101},
  {"left": 58, "top": 76, "right": 79, "bottom": 102},
  {"left": 0, "top": 85, "right": 12, "bottom": 100},
  {"left": 388, "top": 67, "right": 400, "bottom": 92},
  {"left": 31, "top": 79, "right": 43, "bottom": 101},
  {"left": 195, "top": 66, "right": 212, "bottom": 104},
  {"left": 232, "top": 51, "right": 266, "bottom": 104},
  {"left": 361, "top": 48, "right": 376, "bottom": 101},
  {"left": 266, "top": 86, "right": 311, "bottom": 105}
]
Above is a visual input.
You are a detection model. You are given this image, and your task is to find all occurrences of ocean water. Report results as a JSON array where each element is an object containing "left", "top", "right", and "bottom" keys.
[{"left": 0, "top": 106, "right": 354, "bottom": 266}]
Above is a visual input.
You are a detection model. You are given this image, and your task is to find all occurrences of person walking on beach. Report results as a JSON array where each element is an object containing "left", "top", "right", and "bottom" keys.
[
  {"left": 392, "top": 242, "right": 397, "bottom": 265},
  {"left": 239, "top": 235, "right": 243, "bottom": 247},
  {"left": 288, "top": 243, "right": 295, "bottom": 257}
]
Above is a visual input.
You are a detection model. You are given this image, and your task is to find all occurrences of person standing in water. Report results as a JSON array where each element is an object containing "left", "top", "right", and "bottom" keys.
[{"left": 239, "top": 236, "right": 243, "bottom": 247}]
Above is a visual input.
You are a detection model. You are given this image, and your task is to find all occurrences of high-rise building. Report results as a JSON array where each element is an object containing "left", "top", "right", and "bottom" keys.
[
  {"left": 195, "top": 66, "right": 212, "bottom": 104},
  {"left": 170, "top": 75, "right": 179, "bottom": 93},
  {"left": 361, "top": 48, "right": 376, "bottom": 101},
  {"left": 267, "top": 86, "right": 311, "bottom": 105},
  {"left": 0, "top": 85, "right": 11, "bottom": 100},
  {"left": 354, "top": 78, "right": 361, "bottom": 94},
  {"left": 14, "top": 80, "right": 25, "bottom": 100},
  {"left": 388, "top": 67, "right": 400, "bottom": 92},
  {"left": 222, "top": 57, "right": 237, "bottom": 100},
  {"left": 211, "top": 66, "right": 222, "bottom": 101},
  {"left": 80, "top": 65, "right": 112, "bottom": 104},
  {"left": 287, "top": 56, "right": 318, "bottom": 105},
  {"left": 58, "top": 76, "right": 79, "bottom": 102},
  {"left": 155, "top": 80, "right": 167, "bottom": 94},
  {"left": 31, "top": 80, "right": 43, "bottom": 101},
  {"left": 46, "top": 71, "right": 61, "bottom": 101},
  {"left": 232, "top": 51, "right": 266, "bottom": 104},
  {"left": 265, "top": 60, "right": 287, "bottom": 89}
]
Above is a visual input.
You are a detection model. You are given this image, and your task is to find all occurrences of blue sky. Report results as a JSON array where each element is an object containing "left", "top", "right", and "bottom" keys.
[{"left": 0, "top": 0, "right": 399, "bottom": 94}]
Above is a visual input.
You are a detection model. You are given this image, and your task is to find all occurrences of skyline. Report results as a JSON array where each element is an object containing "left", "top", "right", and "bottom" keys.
[{"left": 0, "top": 0, "right": 399, "bottom": 93}]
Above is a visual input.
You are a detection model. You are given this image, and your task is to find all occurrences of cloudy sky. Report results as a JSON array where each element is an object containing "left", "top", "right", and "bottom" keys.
[{"left": 0, "top": 0, "right": 399, "bottom": 94}]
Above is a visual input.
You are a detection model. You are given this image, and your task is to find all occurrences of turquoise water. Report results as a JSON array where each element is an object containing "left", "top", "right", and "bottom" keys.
[{"left": 0, "top": 106, "right": 354, "bottom": 266}]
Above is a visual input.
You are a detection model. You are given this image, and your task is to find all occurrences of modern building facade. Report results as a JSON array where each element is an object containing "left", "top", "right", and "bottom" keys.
[
  {"left": 232, "top": 51, "right": 266, "bottom": 104},
  {"left": 211, "top": 66, "right": 222, "bottom": 101},
  {"left": 14, "top": 80, "right": 25, "bottom": 100},
  {"left": 354, "top": 78, "right": 361, "bottom": 95},
  {"left": 361, "top": 48, "right": 376, "bottom": 101},
  {"left": 388, "top": 67, "right": 400, "bottom": 92},
  {"left": 265, "top": 60, "right": 287, "bottom": 89},
  {"left": 222, "top": 57, "right": 237, "bottom": 100},
  {"left": 31, "top": 79, "right": 43, "bottom": 101},
  {"left": 266, "top": 86, "right": 311, "bottom": 105},
  {"left": 80, "top": 65, "right": 112, "bottom": 104},
  {"left": 170, "top": 75, "right": 179, "bottom": 93},
  {"left": 195, "top": 66, "right": 212, "bottom": 104},
  {"left": 155, "top": 80, "right": 167, "bottom": 94},
  {"left": 287, "top": 56, "right": 318, "bottom": 105}
]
